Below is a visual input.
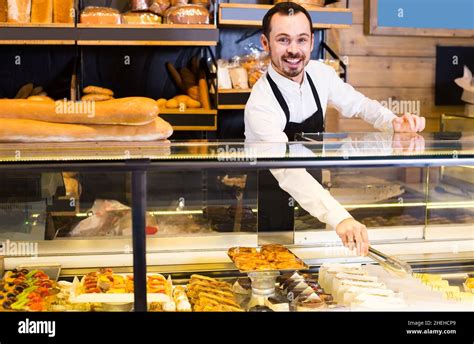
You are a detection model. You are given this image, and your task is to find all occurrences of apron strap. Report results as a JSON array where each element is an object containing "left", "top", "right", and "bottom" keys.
[
  {"left": 306, "top": 73, "right": 325, "bottom": 132},
  {"left": 266, "top": 73, "right": 290, "bottom": 123}
]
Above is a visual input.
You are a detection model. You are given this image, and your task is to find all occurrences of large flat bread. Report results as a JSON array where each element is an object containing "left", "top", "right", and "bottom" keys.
[
  {"left": 0, "top": 97, "right": 158, "bottom": 125},
  {"left": 0, "top": 117, "right": 173, "bottom": 142}
]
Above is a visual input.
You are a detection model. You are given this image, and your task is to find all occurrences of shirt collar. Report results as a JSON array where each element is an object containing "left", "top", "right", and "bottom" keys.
[{"left": 267, "top": 62, "right": 307, "bottom": 92}]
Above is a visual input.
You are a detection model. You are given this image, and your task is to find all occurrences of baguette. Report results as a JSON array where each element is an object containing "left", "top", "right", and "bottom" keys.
[
  {"left": 0, "top": 117, "right": 173, "bottom": 142},
  {"left": 166, "top": 62, "right": 185, "bottom": 93},
  {"left": 198, "top": 73, "right": 210, "bottom": 109},
  {"left": 14, "top": 83, "right": 34, "bottom": 99},
  {"left": 0, "top": 97, "right": 158, "bottom": 125}
]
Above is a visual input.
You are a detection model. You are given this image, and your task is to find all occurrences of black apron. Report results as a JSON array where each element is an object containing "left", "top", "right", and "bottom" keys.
[{"left": 258, "top": 71, "right": 325, "bottom": 232}]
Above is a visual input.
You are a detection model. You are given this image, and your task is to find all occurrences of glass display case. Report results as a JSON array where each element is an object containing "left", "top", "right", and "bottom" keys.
[{"left": 0, "top": 132, "right": 473, "bottom": 312}]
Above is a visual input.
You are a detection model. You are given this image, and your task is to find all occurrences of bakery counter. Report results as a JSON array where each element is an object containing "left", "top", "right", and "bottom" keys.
[{"left": 2, "top": 250, "right": 472, "bottom": 312}]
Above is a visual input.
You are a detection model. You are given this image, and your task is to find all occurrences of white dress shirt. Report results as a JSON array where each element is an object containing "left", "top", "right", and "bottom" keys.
[{"left": 244, "top": 60, "right": 398, "bottom": 229}]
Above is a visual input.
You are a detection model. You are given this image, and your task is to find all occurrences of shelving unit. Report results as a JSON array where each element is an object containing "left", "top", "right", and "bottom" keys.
[
  {"left": 218, "top": 3, "right": 352, "bottom": 29},
  {"left": 0, "top": 2, "right": 352, "bottom": 132}
]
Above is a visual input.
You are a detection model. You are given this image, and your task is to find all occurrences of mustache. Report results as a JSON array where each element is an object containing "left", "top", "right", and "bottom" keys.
[{"left": 282, "top": 53, "right": 305, "bottom": 59}]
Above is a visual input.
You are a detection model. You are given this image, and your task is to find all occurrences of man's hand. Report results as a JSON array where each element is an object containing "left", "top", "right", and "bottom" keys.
[
  {"left": 392, "top": 113, "right": 425, "bottom": 133},
  {"left": 392, "top": 133, "right": 425, "bottom": 154},
  {"left": 335, "top": 218, "right": 370, "bottom": 256}
]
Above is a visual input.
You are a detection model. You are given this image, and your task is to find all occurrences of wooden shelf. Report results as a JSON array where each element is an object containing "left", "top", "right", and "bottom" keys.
[
  {"left": 0, "top": 23, "right": 75, "bottom": 45},
  {"left": 76, "top": 24, "right": 218, "bottom": 46},
  {"left": 159, "top": 108, "right": 217, "bottom": 115},
  {"left": 159, "top": 109, "right": 217, "bottom": 131},
  {"left": 218, "top": 88, "right": 252, "bottom": 109},
  {"left": 219, "top": 3, "right": 352, "bottom": 29},
  {"left": 0, "top": 23, "right": 218, "bottom": 46},
  {"left": 217, "top": 88, "right": 252, "bottom": 93}
]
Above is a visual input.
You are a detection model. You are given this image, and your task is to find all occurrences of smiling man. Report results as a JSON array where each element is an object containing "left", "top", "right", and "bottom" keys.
[{"left": 244, "top": 2, "right": 425, "bottom": 256}]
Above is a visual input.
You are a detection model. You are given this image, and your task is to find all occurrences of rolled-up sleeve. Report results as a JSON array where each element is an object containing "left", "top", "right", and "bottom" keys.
[{"left": 245, "top": 92, "right": 353, "bottom": 229}]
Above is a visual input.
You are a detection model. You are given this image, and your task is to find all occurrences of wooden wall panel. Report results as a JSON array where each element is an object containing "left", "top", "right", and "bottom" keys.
[
  {"left": 328, "top": 24, "right": 474, "bottom": 58},
  {"left": 347, "top": 56, "right": 435, "bottom": 88},
  {"left": 326, "top": 0, "right": 473, "bottom": 131},
  {"left": 355, "top": 87, "right": 464, "bottom": 118}
]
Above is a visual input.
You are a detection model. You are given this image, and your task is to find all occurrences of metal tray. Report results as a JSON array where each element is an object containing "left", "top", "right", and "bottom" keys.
[
  {"left": 227, "top": 246, "right": 309, "bottom": 273},
  {"left": 16, "top": 263, "right": 62, "bottom": 281}
]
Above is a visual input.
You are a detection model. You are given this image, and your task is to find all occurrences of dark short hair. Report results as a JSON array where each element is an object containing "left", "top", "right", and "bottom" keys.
[{"left": 262, "top": 2, "right": 314, "bottom": 38}]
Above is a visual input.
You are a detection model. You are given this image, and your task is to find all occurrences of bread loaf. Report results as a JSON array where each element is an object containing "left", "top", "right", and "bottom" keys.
[
  {"left": 130, "top": 0, "right": 151, "bottom": 11},
  {"left": 83, "top": 85, "right": 114, "bottom": 96},
  {"left": 80, "top": 6, "right": 122, "bottom": 25},
  {"left": 7, "top": 0, "right": 32, "bottom": 23},
  {"left": 81, "top": 94, "right": 113, "bottom": 102},
  {"left": 122, "top": 11, "right": 161, "bottom": 24},
  {"left": 165, "top": 4, "right": 209, "bottom": 24},
  {"left": 0, "top": 97, "right": 158, "bottom": 125},
  {"left": 0, "top": 117, "right": 173, "bottom": 142},
  {"left": 31, "top": 0, "right": 52, "bottom": 24},
  {"left": 0, "top": 0, "right": 7, "bottom": 22},
  {"left": 53, "top": 0, "right": 74, "bottom": 24},
  {"left": 149, "top": 0, "right": 170, "bottom": 16},
  {"left": 190, "top": 0, "right": 209, "bottom": 8}
]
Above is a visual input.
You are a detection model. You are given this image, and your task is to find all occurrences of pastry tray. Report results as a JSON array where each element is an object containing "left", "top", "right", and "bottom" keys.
[
  {"left": 69, "top": 274, "right": 172, "bottom": 304},
  {"left": 227, "top": 247, "right": 309, "bottom": 273}
]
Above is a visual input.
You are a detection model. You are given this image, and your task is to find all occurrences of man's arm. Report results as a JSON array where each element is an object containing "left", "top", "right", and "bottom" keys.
[
  {"left": 245, "top": 101, "right": 352, "bottom": 229},
  {"left": 326, "top": 66, "right": 425, "bottom": 133},
  {"left": 326, "top": 66, "right": 397, "bottom": 131}
]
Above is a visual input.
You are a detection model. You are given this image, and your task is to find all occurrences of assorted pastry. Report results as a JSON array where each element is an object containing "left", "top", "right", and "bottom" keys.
[
  {"left": 278, "top": 271, "right": 333, "bottom": 311},
  {"left": 186, "top": 274, "right": 243, "bottom": 312},
  {"left": 228, "top": 244, "right": 307, "bottom": 272},
  {"left": 319, "top": 264, "right": 407, "bottom": 310},
  {"left": 1, "top": 268, "right": 59, "bottom": 311},
  {"left": 464, "top": 277, "right": 474, "bottom": 293},
  {"left": 80, "top": 268, "right": 172, "bottom": 296},
  {"left": 414, "top": 273, "right": 474, "bottom": 302}
]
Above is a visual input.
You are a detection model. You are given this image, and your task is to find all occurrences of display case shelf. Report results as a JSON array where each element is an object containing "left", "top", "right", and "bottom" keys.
[{"left": 218, "top": 3, "right": 352, "bottom": 29}]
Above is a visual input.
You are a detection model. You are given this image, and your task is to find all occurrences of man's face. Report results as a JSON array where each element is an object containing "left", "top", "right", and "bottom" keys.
[{"left": 261, "top": 12, "right": 314, "bottom": 82}]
